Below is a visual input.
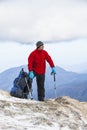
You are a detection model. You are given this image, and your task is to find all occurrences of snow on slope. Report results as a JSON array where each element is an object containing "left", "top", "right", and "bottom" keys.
[{"left": 0, "top": 90, "right": 87, "bottom": 130}]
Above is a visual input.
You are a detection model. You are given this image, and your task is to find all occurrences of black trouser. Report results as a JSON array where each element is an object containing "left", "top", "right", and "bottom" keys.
[{"left": 35, "top": 73, "right": 45, "bottom": 101}]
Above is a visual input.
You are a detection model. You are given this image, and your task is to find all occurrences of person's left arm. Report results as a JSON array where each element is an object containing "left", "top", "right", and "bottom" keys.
[{"left": 45, "top": 51, "right": 56, "bottom": 74}]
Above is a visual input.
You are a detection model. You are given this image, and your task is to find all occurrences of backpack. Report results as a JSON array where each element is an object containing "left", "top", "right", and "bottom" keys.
[{"left": 10, "top": 68, "right": 33, "bottom": 99}]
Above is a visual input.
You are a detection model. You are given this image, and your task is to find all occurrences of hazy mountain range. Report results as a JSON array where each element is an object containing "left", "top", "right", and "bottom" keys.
[{"left": 0, "top": 65, "right": 87, "bottom": 101}]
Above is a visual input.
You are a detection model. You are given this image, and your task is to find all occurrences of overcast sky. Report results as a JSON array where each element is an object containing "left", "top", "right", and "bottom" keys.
[
  {"left": 0, "top": 39, "right": 87, "bottom": 73},
  {"left": 0, "top": 0, "right": 87, "bottom": 42},
  {"left": 0, "top": 0, "right": 87, "bottom": 73}
]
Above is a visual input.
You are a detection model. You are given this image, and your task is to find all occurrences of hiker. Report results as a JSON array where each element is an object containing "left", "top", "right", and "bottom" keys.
[{"left": 28, "top": 41, "right": 56, "bottom": 101}]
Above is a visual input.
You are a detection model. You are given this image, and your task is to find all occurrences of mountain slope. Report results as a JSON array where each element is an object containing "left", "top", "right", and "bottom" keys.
[
  {"left": 0, "top": 65, "right": 78, "bottom": 90},
  {"left": 0, "top": 90, "right": 87, "bottom": 130},
  {"left": 0, "top": 65, "right": 87, "bottom": 101},
  {"left": 57, "top": 74, "right": 87, "bottom": 101}
]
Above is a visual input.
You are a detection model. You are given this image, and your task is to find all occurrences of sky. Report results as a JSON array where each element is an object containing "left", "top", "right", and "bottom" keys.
[
  {"left": 0, "top": 0, "right": 87, "bottom": 42},
  {"left": 0, "top": 39, "right": 87, "bottom": 73},
  {"left": 0, "top": 0, "right": 87, "bottom": 73}
]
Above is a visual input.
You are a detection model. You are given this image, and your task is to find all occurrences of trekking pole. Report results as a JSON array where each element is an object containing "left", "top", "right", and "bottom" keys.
[
  {"left": 51, "top": 73, "right": 57, "bottom": 98},
  {"left": 24, "top": 77, "right": 33, "bottom": 100},
  {"left": 53, "top": 73, "right": 57, "bottom": 98}
]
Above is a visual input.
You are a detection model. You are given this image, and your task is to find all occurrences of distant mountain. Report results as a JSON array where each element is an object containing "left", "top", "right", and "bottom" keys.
[
  {"left": 82, "top": 69, "right": 87, "bottom": 74},
  {"left": 0, "top": 65, "right": 87, "bottom": 101},
  {"left": 0, "top": 65, "right": 28, "bottom": 91},
  {"left": 57, "top": 74, "right": 87, "bottom": 101},
  {"left": 69, "top": 62, "right": 87, "bottom": 73}
]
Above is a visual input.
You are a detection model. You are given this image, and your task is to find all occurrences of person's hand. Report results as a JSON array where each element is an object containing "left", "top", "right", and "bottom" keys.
[
  {"left": 51, "top": 67, "right": 56, "bottom": 74},
  {"left": 29, "top": 71, "right": 34, "bottom": 79}
]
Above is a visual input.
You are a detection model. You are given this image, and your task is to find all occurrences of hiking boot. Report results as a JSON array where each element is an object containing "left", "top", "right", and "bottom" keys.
[{"left": 38, "top": 97, "right": 44, "bottom": 101}]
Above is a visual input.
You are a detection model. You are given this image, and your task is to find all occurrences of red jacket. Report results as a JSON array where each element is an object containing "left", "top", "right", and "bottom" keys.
[{"left": 28, "top": 49, "right": 54, "bottom": 74}]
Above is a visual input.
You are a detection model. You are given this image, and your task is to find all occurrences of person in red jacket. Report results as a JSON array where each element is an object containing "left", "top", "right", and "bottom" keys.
[{"left": 28, "top": 41, "right": 56, "bottom": 101}]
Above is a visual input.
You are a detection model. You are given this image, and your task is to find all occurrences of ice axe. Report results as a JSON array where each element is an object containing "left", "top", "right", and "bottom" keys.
[{"left": 51, "top": 72, "right": 57, "bottom": 98}]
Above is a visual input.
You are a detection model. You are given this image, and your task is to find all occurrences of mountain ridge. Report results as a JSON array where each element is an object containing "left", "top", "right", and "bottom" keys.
[
  {"left": 0, "top": 65, "right": 87, "bottom": 101},
  {"left": 0, "top": 89, "right": 87, "bottom": 130}
]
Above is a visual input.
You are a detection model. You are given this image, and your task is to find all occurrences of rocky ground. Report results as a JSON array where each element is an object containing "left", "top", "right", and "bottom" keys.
[{"left": 0, "top": 90, "right": 87, "bottom": 130}]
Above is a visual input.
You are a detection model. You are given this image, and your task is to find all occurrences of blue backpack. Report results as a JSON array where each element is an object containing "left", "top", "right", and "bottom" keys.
[{"left": 10, "top": 68, "right": 33, "bottom": 99}]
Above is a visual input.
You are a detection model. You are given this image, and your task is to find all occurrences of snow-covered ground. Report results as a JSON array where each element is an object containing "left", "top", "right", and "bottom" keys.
[{"left": 0, "top": 90, "right": 87, "bottom": 130}]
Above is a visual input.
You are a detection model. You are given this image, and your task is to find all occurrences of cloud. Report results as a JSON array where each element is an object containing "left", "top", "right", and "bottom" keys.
[{"left": 0, "top": 0, "right": 87, "bottom": 42}]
